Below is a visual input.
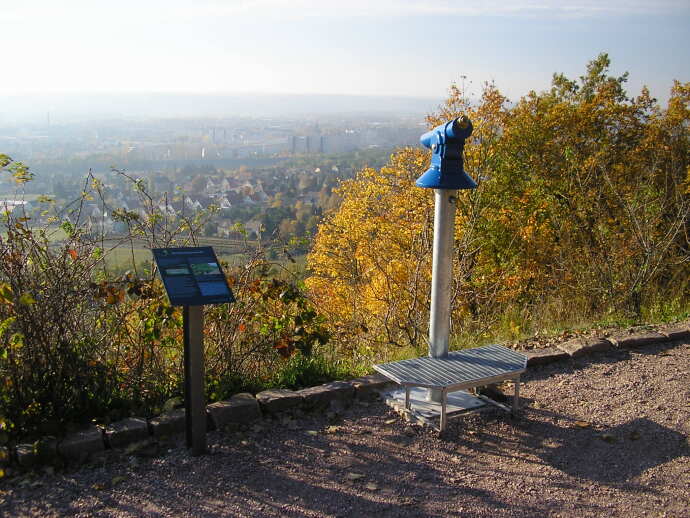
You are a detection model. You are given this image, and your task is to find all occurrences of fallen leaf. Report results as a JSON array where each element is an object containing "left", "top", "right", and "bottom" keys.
[
  {"left": 92, "top": 482, "right": 106, "bottom": 490},
  {"left": 365, "top": 482, "right": 378, "bottom": 491},
  {"left": 325, "top": 426, "right": 340, "bottom": 434},
  {"left": 384, "top": 419, "right": 396, "bottom": 425},
  {"left": 574, "top": 421, "right": 591, "bottom": 428},
  {"left": 306, "top": 430, "right": 318, "bottom": 436},
  {"left": 345, "top": 472, "right": 365, "bottom": 481},
  {"left": 18, "top": 293, "right": 36, "bottom": 306}
]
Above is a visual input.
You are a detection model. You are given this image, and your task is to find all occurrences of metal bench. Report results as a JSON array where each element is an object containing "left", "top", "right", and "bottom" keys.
[{"left": 374, "top": 344, "right": 527, "bottom": 432}]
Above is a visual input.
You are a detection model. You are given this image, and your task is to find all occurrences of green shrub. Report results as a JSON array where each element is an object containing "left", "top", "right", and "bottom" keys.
[{"left": 0, "top": 160, "right": 335, "bottom": 442}]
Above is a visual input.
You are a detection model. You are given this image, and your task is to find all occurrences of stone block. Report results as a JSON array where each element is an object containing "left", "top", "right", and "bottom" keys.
[
  {"left": 609, "top": 332, "right": 666, "bottom": 349},
  {"left": 298, "top": 381, "right": 355, "bottom": 411},
  {"left": 557, "top": 338, "right": 613, "bottom": 357},
  {"left": 207, "top": 393, "right": 261, "bottom": 429},
  {"left": 149, "top": 409, "right": 186, "bottom": 438},
  {"left": 525, "top": 347, "right": 569, "bottom": 366},
  {"left": 58, "top": 426, "right": 104, "bottom": 463},
  {"left": 105, "top": 417, "right": 150, "bottom": 449},
  {"left": 256, "top": 389, "right": 303, "bottom": 414},
  {"left": 16, "top": 444, "right": 37, "bottom": 468},
  {"left": 659, "top": 327, "right": 690, "bottom": 342},
  {"left": 348, "top": 374, "right": 394, "bottom": 400}
]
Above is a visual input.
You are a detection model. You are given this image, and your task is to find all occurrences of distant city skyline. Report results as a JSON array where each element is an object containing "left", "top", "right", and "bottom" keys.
[{"left": 1, "top": 1, "right": 689, "bottom": 111}]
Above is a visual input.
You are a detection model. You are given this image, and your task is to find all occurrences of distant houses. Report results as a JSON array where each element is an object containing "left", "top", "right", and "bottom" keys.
[
  {"left": 55, "top": 170, "right": 274, "bottom": 238},
  {"left": 14, "top": 159, "right": 334, "bottom": 241},
  {"left": 0, "top": 199, "right": 28, "bottom": 215},
  {"left": 217, "top": 218, "right": 262, "bottom": 239}
]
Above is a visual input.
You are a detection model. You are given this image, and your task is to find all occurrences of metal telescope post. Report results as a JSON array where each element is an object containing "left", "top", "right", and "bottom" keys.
[
  {"left": 416, "top": 116, "right": 477, "bottom": 402},
  {"left": 427, "top": 189, "right": 456, "bottom": 401}
]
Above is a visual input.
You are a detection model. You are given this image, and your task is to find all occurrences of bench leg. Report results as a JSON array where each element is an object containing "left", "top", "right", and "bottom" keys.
[
  {"left": 405, "top": 386, "right": 411, "bottom": 410},
  {"left": 440, "top": 389, "right": 448, "bottom": 432},
  {"left": 512, "top": 376, "right": 520, "bottom": 415}
]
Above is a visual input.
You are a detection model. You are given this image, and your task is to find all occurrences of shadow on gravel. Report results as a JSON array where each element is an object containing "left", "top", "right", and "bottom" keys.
[
  {"left": 9, "top": 407, "right": 542, "bottom": 517},
  {"left": 457, "top": 408, "right": 690, "bottom": 487},
  {"left": 0, "top": 403, "right": 550, "bottom": 518},
  {"left": 534, "top": 416, "right": 689, "bottom": 484},
  {"left": 200, "top": 417, "right": 545, "bottom": 517}
]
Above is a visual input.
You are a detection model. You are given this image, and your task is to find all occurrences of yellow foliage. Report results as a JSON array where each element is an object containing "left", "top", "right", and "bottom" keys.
[{"left": 308, "top": 56, "right": 690, "bottom": 359}]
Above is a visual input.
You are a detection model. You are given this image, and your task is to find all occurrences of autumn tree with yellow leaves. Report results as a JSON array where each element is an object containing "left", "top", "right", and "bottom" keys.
[{"left": 307, "top": 54, "right": 689, "bottom": 361}]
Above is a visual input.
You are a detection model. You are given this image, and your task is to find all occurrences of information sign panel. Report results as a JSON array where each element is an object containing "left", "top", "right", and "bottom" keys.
[{"left": 152, "top": 246, "right": 235, "bottom": 306}]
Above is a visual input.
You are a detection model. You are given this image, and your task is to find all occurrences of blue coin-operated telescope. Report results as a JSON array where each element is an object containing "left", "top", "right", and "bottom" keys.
[
  {"left": 416, "top": 116, "right": 477, "bottom": 190},
  {"left": 416, "top": 116, "right": 478, "bottom": 404}
]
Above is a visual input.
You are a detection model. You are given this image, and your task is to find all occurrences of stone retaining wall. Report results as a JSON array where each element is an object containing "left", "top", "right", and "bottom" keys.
[
  {"left": 4, "top": 323, "right": 688, "bottom": 473},
  {"left": 523, "top": 325, "right": 689, "bottom": 366},
  {"left": 4, "top": 373, "right": 395, "bottom": 473}
]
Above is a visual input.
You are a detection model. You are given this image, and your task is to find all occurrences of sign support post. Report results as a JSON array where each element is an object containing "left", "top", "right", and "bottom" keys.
[
  {"left": 183, "top": 305, "right": 206, "bottom": 455},
  {"left": 152, "top": 246, "right": 235, "bottom": 457}
]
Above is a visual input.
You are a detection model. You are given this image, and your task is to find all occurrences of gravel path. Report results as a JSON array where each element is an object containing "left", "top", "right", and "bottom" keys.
[{"left": 1, "top": 340, "right": 689, "bottom": 517}]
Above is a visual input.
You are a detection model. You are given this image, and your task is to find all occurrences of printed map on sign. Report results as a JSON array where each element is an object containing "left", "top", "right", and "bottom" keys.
[{"left": 152, "top": 247, "right": 235, "bottom": 306}]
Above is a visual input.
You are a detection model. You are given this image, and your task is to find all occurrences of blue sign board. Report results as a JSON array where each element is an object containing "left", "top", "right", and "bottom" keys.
[{"left": 152, "top": 247, "right": 235, "bottom": 306}]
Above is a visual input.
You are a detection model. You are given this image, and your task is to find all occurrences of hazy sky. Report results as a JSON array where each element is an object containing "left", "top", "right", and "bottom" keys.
[{"left": 2, "top": 0, "right": 689, "bottom": 102}]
